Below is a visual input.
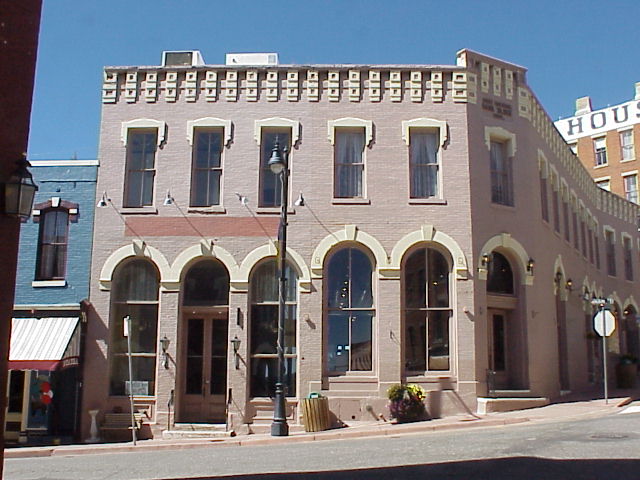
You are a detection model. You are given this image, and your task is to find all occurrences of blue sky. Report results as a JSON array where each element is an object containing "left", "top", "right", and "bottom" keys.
[{"left": 28, "top": 0, "right": 640, "bottom": 160}]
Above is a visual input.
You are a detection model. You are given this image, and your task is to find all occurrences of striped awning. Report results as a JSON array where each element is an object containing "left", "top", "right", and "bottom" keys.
[{"left": 9, "top": 317, "right": 80, "bottom": 371}]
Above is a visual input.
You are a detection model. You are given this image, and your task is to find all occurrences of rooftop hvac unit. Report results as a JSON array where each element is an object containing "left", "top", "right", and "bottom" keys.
[
  {"left": 161, "top": 51, "right": 205, "bottom": 67},
  {"left": 225, "top": 53, "right": 279, "bottom": 66}
]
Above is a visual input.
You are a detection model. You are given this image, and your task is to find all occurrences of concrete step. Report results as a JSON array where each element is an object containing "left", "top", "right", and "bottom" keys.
[
  {"left": 162, "top": 429, "right": 234, "bottom": 440},
  {"left": 477, "top": 396, "right": 549, "bottom": 414},
  {"left": 170, "top": 423, "right": 227, "bottom": 432}
]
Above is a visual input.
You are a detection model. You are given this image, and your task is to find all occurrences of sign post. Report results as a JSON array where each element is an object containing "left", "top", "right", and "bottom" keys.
[
  {"left": 593, "top": 307, "right": 616, "bottom": 404},
  {"left": 124, "top": 315, "right": 137, "bottom": 445}
]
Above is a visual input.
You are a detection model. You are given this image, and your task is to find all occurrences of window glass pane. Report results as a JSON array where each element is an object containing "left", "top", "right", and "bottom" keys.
[
  {"left": 186, "top": 318, "right": 204, "bottom": 394},
  {"left": 410, "top": 131, "right": 439, "bottom": 198},
  {"left": 210, "top": 320, "right": 228, "bottom": 395},
  {"left": 207, "top": 170, "right": 221, "bottom": 205},
  {"left": 327, "top": 312, "right": 350, "bottom": 372},
  {"left": 350, "top": 311, "right": 373, "bottom": 371},
  {"left": 492, "top": 314, "right": 506, "bottom": 371},
  {"left": 428, "top": 310, "right": 450, "bottom": 370},
  {"left": 350, "top": 249, "right": 373, "bottom": 308},
  {"left": 487, "top": 252, "right": 514, "bottom": 294},
  {"left": 335, "top": 129, "right": 365, "bottom": 198},
  {"left": 260, "top": 130, "right": 290, "bottom": 207},
  {"left": 195, "top": 131, "right": 222, "bottom": 168},
  {"left": 183, "top": 260, "right": 229, "bottom": 306},
  {"left": 8, "top": 370, "right": 25, "bottom": 413},
  {"left": 126, "top": 171, "right": 143, "bottom": 207},
  {"left": 327, "top": 249, "right": 350, "bottom": 309},
  {"left": 110, "top": 356, "right": 156, "bottom": 396},
  {"left": 427, "top": 249, "right": 449, "bottom": 308},
  {"left": 404, "top": 311, "right": 427, "bottom": 371},
  {"left": 404, "top": 249, "right": 426, "bottom": 308},
  {"left": 110, "top": 304, "right": 158, "bottom": 354},
  {"left": 113, "top": 260, "right": 159, "bottom": 301},
  {"left": 251, "top": 304, "right": 277, "bottom": 355},
  {"left": 251, "top": 260, "right": 297, "bottom": 303},
  {"left": 250, "top": 357, "right": 295, "bottom": 398}
]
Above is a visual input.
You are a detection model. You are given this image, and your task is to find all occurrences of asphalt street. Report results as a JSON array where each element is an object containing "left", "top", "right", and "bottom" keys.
[{"left": 6, "top": 404, "right": 640, "bottom": 480}]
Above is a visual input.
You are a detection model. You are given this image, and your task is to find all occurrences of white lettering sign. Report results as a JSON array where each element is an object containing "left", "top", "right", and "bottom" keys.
[{"left": 555, "top": 100, "right": 640, "bottom": 142}]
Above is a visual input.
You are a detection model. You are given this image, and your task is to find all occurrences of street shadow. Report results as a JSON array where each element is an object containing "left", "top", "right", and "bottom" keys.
[{"left": 165, "top": 457, "right": 640, "bottom": 480}]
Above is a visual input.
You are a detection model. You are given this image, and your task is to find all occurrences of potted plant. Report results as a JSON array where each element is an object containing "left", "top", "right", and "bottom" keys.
[
  {"left": 616, "top": 354, "right": 638, "bottom": 389},
  {"left": 387, "top": 383, "right": 427, "bottom": 423}
]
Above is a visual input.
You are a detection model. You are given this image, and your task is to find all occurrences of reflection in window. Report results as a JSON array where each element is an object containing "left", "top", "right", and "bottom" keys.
[
  {"left": 250, "top": 259, "right": 297, "bottom": 397},
  {"left": 191, "top": 129, "right": 223, "bottom": 207},
  {"left": 404, "top": 248, "right": 451, "bottom": 372},
  {"left": 487, "top": 252, "right": 514, "bottom": 295},
  {"left": 36, "top": 208, "right": 69, "bottom": 280},
  {"left": 327, "top": 248, "right": 374, "bottom": 373},
  {"left": 260, "top": 129, "right": 290, "bottom": 207},
  {"left": 109, "top": 259, "right": 159, "bottom": 395},
  {"left": 183, "top": 260, "right": 229, "bottom": 306}
]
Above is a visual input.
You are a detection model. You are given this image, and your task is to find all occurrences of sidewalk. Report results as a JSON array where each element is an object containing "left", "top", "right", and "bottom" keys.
[{"left": 5, "top": 386, "right": 638, "bottom": 459}]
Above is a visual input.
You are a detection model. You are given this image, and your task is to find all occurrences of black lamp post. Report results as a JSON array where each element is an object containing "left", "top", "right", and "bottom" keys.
[
  {"left": 3, "top": 157, "right": 38, "bottom": 219},
  {"left": 267, "top": 140, "right": 289, "bottom": 437}
]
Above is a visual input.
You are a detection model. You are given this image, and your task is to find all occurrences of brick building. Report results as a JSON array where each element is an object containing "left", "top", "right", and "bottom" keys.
[
  {"left": 554, "top": 84, "right": 640, "bottom": 203},
  {"left": 84, "top": 49, "right": 640, "bottom": 439},
  {"left": 5, "top": 160, "right": 97, "bottom": 444}
]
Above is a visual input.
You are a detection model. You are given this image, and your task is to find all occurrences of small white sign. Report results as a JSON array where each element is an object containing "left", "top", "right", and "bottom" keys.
[
  {"left": 123, "top": 316, "right": 130, "bottom": 337},
  {"left": 594, "top": 310, "right": 616, "bottom": 337}
]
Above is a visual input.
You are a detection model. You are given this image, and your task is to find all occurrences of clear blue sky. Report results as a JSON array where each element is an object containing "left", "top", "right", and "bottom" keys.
[{"left": 28, "top": 0, "right": 640, "bottom": 160}]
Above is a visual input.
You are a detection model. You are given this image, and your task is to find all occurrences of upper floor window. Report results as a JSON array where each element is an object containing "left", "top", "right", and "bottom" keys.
[
  {"left": 594, "top": 137, "right": 607, "bottom": 167},
  {"left": 572, "top": 207, "right": 580, "bottom": 250},
  {"left": 36, "top": 208, "right": 69, "bottom": 280},
  {"left": 596, "top": 178, "right": 611, "bottom": 191},
  {"left": 552, "top": 187, "right": 560, "bottom": 233},
  {"left": 605, "top": 230, "right": 616, "bottom": 276},
  {"left": 623, "top": 174, "right": 638, "bottom": 204},
  {"left": 623, "top": 236, "right": 633, "bottom": 281},
  {"left": 124, "top": 130, "right": 157, "bottom": 207},
  {"left": 562, "top": 197, "right": 571, "bottom": 242},
  {"left": 490, "top": 141, "right": 513, "bottom": 206},
  {"left": 409, "top": 130, "right": 440, "bottom": 198},
  {"left": 539, "top": 174, "right": 549, "bottom": 222},
  {"left": 260, "top": 128, "right": 291, "bottom": 207},
  {"left": 620, "top": 130, "right": 635, "bottom": 161},
  {"left": 334, "top": 128, "right": 365, "bottom": 198},
  {"left": 326, "top": 247, "right": 374, "bottom": 373},
  {"left": 191, "top": 129, "right": 223, "bottom": 207}
]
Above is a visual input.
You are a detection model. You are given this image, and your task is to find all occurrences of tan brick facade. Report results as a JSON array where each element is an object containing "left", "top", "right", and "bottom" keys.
[{"left": 84, "top": 50, "right": 640, "bottom": 439}]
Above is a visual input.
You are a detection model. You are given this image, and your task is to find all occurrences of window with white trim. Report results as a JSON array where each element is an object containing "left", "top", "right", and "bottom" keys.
[
  {"left": 36, "top": 208, "right": 69, "bottom": 280},
  {"left": 124, "top": 130, "right": 158, "bottom": 207},
  {"left": 334, "top": 128, "right": 365, "bottom": 198},
  {"left": 191, "top": 129, "right": 223, "bottom": 207},
  {"left": 623, "top": 174, "right": 638, "bottom": 204},
  {"left": 551, "top": 187, "right": 560, "bottom": 233},
  {"left": 594, "top": 137, "right": 607, "bottom": 166},
  {"left": 620, "top": 130, "right": 634, "bottom": 161},
  {"left": 490, "top": 140, "right": 513, "bottom": 206},
  {"left": 539, "top": 174, "right": 549, "bottom": 222},
  {"left": 409, "top": 130, "right": 440, "bottom": 198},
  {"left": 260, "top": 128, "right": 291, "bottom": 207},
  {"left": 596, "top": 179, "right": 611, "bottom": 191}
]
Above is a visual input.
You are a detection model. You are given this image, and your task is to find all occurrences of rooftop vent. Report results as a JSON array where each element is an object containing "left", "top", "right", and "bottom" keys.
[
  {"left": 162, "top": 50, "right": 205, "bottom": 67},
  {"left": 225, "top": 53, "right": 279, "bottom": 66}
]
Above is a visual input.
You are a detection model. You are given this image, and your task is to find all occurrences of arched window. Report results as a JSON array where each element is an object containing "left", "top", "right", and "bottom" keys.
[
  {"left": 183, "top": 260, "right": 229, "bottom": 306},
  {"left": 326, "top": 248, "right": 374, "bottom": 373},
  {"left": 36, "top": 208, "right": 69, "bottom": 280},
  {"left": 249, "top": 259, "right": 297, "bottom": 397},
  {"left": 487, "top": 252, "right": 514, "bottom": 294},
  {"left": 404, "top": 247, "right": 451, "bottom": 372},
  {"left": 109, "top": 259, "right": 159, "bottom": 396}
]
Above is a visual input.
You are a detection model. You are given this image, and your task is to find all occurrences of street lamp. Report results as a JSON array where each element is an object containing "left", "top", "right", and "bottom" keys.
[
  {"left": 3, "top": 156, "right": 38, "bottom": 219},
  {"left": 267, "top": 140, "right": 289, "bottom": 437}
]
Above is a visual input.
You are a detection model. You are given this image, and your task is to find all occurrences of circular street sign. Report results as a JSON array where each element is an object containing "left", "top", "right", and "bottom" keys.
[{"left": 594, "top": 310, "right": 616, "bottom": 337}]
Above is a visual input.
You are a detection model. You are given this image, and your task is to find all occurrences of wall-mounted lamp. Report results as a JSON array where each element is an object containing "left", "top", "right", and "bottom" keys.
[
  {"left": 3, "top": 157, "right": 38, "bottom": 219},
  {"left": 160, "top": 336, "right": 171, "bottom": 369},
  {"left": 294, "top": 192, "right": 305, "bottom": 207},
  {"left": 526, "top": 258, "right": 535, "bottom": 274},
  {"left": 163, "top": 190, "right": 174, "bottom": 206},
  {"left": 565, "top": 278, "right": 573, "bottom": 292},
  {"left": 481, "top": 253, "right": 491, "bottom": 268},
  {"left": 97, "top": 192, "right": 110, "bottom": 208},
  {"left": 230, "top": 336, "right": 241, "bottom": 369}
]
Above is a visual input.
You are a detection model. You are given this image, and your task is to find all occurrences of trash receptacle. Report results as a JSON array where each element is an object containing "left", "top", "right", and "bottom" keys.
[{"left": 300, "top": 395, "right": 330, "bottom": 432}]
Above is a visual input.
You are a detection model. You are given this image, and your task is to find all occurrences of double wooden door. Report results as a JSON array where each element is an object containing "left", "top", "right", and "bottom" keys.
[{"left": 179, "top": 313, "right": 228, "bottom": 423}]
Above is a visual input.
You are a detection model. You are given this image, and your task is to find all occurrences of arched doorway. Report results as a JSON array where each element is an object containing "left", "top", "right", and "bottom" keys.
[
  {"left": 486, "top": 251, "right": 526, "bottom": 391},
  {"left": 178, "top": 259, "right": 230, "bottom": 423}
]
